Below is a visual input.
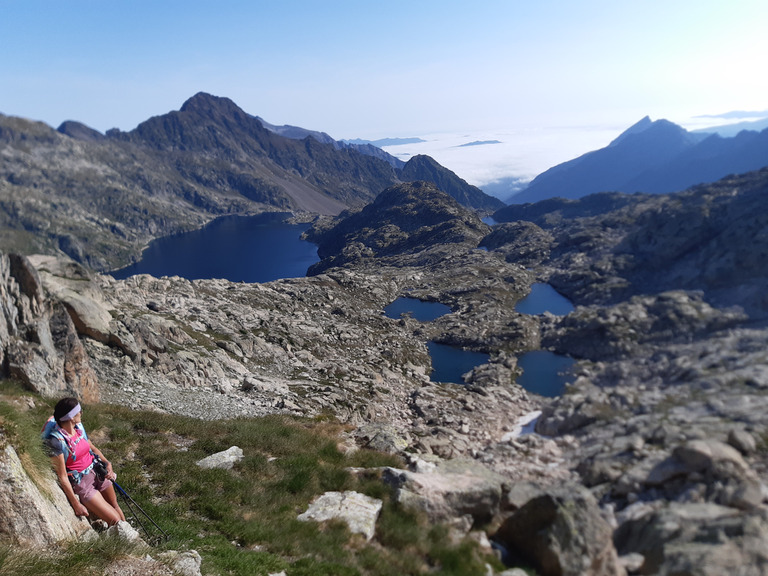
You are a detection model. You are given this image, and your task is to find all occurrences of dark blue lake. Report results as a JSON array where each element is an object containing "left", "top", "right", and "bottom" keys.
[
  {"left": 385, "top": 298, "right": 451, "bottom": 322},
  {"left": 517, "top": 350, "right": 575, "bottom": 397},
  {"left": 428, "top": 341, "right": 490, "bottom": 384},
  {"left": 515, "top": 283, "right": 574, "bottom": 316},
  {"left": 110, "top": 213, "right": 319, "bottom": 282}
]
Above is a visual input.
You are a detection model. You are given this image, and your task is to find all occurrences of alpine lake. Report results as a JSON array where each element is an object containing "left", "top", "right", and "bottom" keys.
[
  {"left": 111, "top": 213, "right": 319, "bottom": 282},
  {"left": 385, "top": 285, "right": 576, "bottom": 397}
]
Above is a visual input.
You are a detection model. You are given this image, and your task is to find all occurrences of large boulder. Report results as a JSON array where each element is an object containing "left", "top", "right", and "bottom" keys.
[
  {"left": 30, "top": 254, "right": 139, "bottom": 360},
  {"left": 353, "top": 423, "right": 410, "bottom": 454},
  {"left": 493, "top": 484, "right": 625, "bottom": 576},
  {"left": 157, "top": 550, "right": 204, "bottom": 576},
  {"left": 382, "top": 458, "right": 507, "bottom": 527}
]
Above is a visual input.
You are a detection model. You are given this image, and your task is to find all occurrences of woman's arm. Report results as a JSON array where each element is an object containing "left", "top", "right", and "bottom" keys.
[
  {"left": 90, "top": 444, "right": 117, "bottom": 480},
  {"left": 50, "top": 454, "right": 89, "bottom": 518}
]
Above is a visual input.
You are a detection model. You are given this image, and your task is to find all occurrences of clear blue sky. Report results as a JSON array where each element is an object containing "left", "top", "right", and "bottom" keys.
[{"left": 1, "top": 0, "right": 767, "bottom": 140}]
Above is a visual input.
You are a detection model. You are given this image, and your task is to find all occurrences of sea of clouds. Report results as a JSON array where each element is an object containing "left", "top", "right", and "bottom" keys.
[
  {"left": 382, "top": 125, "right": 623, "bottom": 200},
  {"left": 381, "top": 111, "right": 768, "bottom": 202}
]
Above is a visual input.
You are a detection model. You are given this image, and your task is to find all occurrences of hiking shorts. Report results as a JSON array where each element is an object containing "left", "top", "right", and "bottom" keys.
[{"left": 72, "top": 471, "right": 112, "bottom": 502}]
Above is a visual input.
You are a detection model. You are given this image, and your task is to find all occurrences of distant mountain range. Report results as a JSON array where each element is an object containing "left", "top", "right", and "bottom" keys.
[
  {"left": 0, "top": 92, "right": 501, "bottom": 270},
  {"left": 344, "top": 137, "right": 427, "bottom": 147},
  {"left": 509, "top": 115, "right": 768, "bottom": 204},
  {"left": 693, "top": 117, "right": 768, "bottom": 137},
  {"left": 457, "top": 140, "right": 502, "bottom": 148},
  {"left": 256, "top": 117, "right": 407, "bottom": 169}
]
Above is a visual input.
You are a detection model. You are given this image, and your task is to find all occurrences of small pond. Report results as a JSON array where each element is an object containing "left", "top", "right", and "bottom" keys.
[
  {"left": 425, "top": 342, "right": 575, "bottom": 396},
  {"left": 427, "top": 341, "right": 490, "bottom": 385},
  {"left": 384, "top": 297, "right": 451, "bottom": 322},
  {"left": 515, "top": 283, "right": 574, "bottom": 316},
  {"left": 110, "top": 213, "right": 319, "bottom": 283},
  {"left": 516, "top": 350, "right": 575, "bottom": 397}
]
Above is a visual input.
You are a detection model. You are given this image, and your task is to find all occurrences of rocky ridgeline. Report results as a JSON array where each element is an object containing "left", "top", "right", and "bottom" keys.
[
  {"left": 496, "top": 168, "right": 768, "bottom": 317},
  {"left": 3, "top": 174, "right": 768, "bottom": 574}
]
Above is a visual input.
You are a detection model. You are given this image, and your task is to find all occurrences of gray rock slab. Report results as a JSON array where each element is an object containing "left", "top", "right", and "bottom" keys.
[
  {"left": 297, "top": 490, "right": 382, "bottom": 541},
  {"left": 195, "top": 446, "right": 244, "bottom": 470}
]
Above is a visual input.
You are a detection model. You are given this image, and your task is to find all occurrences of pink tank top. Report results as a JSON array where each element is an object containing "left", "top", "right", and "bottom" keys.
[{"left": 63, "top": 427, "right": 94, "bottom": 473}]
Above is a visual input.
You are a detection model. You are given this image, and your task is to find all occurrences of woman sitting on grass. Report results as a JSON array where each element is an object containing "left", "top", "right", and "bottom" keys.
[{"left": 42, "top": 397, "right": 126, "bottom": 526}]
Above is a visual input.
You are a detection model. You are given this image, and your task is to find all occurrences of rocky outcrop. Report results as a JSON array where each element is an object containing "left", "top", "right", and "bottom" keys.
[
  {"left": 0, "top": 441, "right": 93, "bottom": 546},
  {"left": 30, "top": 255, "right": 139, "bottom": 360},
  {"left": 306, "top": 181, "right": 492, "bottom": 274},
  {"left": 614, "top": 503, "right": 768, "bottom": 575},
  {"left": 0, "top": 253, "right": 99, "bottom": 401},
  {"left": 540, "top": 291, "right": 747, "bottom": 361},
  {"left": 479, "top": 221, "right": 554, "bottom": 268}
]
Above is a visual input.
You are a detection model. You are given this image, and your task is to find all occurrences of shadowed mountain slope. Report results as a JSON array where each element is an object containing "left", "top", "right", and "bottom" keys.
[
  {"left": 108, "top": 92, "right": 398, "bottom": 210},
  {"left": 510, "top": 116, "right": 768, "bottom": 204}
]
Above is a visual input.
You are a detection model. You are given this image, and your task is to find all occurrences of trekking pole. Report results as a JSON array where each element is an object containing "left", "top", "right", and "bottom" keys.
[
  {"left": 113, "top": 480, "right": 170, "bottom": 542},
  {"left": 116, "top": 485, "right": 152, "bottom": 541}
]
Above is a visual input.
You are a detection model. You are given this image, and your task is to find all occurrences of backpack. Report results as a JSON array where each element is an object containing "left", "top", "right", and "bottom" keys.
[{"left": 41, "top": 416, "right": 93, "bottom": 482}]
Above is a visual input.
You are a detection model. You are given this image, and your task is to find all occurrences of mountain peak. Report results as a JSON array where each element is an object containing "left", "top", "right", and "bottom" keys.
[
  {"left": 400, "top": 155, "right": 504, "bottom": 212},
  {"left": 631, "top": 115, "right": 653, "bottom": 129},
  {"left": 608, "top": 116, "right": 654, "bottom": 147},
  {"left": 57, "top": 120, "right": 105, "bottom": 142},
  {"left": 179, "top": 92, "right": 244, "bottom": 117}
]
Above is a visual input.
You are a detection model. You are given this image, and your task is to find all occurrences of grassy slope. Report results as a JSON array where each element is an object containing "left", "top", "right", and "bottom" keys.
[{"left": 0, "top": 381, "right": 504, "bottom": 576}]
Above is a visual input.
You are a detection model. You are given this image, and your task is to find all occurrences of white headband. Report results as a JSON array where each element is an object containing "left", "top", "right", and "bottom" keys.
[{"left": 60, "top": 403, "right": 81, "bottom": 422}]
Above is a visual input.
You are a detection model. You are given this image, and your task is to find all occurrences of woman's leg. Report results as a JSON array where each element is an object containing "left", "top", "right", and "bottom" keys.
[
  {"left": 100, "top": 482, "right": 126, "bottom": 522},
  {"left": 82, "top": 490, "right": 122, "bottom": 525}
]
